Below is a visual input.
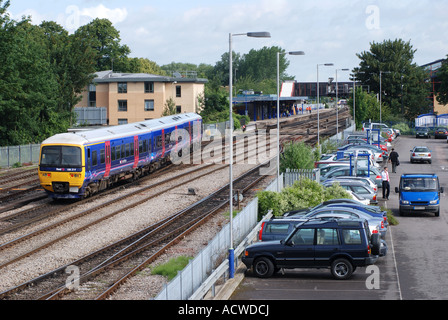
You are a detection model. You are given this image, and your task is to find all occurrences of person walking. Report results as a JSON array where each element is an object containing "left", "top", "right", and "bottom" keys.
[
  {"left": 381, "top": 167, "right": 390, "bottom": 200},
  {"left": 389, "top": 148, "right": 399, "bottom": 173}
]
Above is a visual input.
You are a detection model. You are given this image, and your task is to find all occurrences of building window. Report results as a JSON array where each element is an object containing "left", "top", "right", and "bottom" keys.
[
  {"left": 118, "top": 82, "right": 127, "bottom": 94},
  {"left": 145, "top": 82, "right": 154, "bottom": 93},
  {"left": 176, "top": 106, "right": 182, "bottom": 113},
  {"left": 88, "top": 84, "right": 96, "bottom": 107},
  {"left": 118, "top": 100, "right": 128, "bottom": 112},
  {"left": 176, "top": 85, "right": 181, "bottom": 97},
  {"left": 145, "top": 100, "right": 155, "bottom": 111},
  {"left": 118, "top": 119, "right": 128, "bottom": 125}
]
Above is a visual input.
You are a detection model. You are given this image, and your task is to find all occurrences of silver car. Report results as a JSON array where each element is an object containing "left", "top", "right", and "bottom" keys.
[
  {"left": 410, "top": 146, "right": 432, "bottom": 164},
  {"left": 321, "top": 166, "right": 383, "bottom": 188},
  {"left": 288, "top": 206, "right": 387, "bottom": 239},
  {"left": 322, "top": 180, "right": 378, "bottom": 205},
  {"left": 324, "top": 176, "right": 378, "bottom": 193}
]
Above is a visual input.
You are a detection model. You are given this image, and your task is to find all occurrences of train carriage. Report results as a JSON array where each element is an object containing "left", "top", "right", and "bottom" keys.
[{"left": 39, "top": 113, "right": 202, "bottom": 199}]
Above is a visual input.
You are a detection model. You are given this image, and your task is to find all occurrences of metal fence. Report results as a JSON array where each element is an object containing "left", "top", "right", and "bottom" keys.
[
  {"left": 154, "top": 198, "right": 259, "bottom": 300},
  {"left": 284, "top": 168, "right": 320, "bottom": 187},
  {"left": 154, "top": 177, "right": 281, "bottom": 300},
  {"left": 0, "top": 144, "right": 41, "bottom": 168},
  {"left": 74, "top": 107, "right": 107, "bottom": 125}
]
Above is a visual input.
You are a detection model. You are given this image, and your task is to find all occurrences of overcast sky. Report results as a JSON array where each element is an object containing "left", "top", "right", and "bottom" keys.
[{"left": 7, "top": 0, "right": 448, "bottom": 82}]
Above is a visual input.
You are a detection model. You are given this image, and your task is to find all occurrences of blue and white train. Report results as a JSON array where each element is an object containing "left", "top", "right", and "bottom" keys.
[{"left": 38, "top": 113, "right": 202, "bottom": 199}]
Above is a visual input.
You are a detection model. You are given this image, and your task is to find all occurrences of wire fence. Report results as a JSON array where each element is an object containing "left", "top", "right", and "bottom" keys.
[{"left": 0, "top": 144, "right": 40, "bottom": 168}]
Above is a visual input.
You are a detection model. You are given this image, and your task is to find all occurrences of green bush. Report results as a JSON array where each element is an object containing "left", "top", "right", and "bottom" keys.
[
  {"left": 258, "top": 178, "right": 351, "bottom": 218},
  {"left": 151, "top": 256, "right": 193, "bottom": 281},
  {"left": 280, "top": 141, "right": 318, "bottom": 172}
]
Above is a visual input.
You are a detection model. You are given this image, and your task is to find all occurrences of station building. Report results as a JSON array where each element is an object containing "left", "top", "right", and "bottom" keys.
[
  {"left": 422, "top": 59, "right": 447, "bottom": 114},
  {"left": 233, "top": 80, "right": 354, "bottom": 121}
]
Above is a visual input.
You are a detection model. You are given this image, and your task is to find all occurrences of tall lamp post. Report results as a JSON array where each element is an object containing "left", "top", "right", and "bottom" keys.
[
  {"left": 317, "top": 63, "right": 334, "bottom": 146},
  {"left": 335, "top": 68, "right": 349, "bottom": 140},
  {"left": 352, "top": 71, "right": 365, "bottom": 130},
  {"left": 277, "top": 50, "right": 305, "bottom": 191},
  {"left": 379, "top": 71, "right": 391, "bottom": 123},
  {"left": 228, "top": 31, "right": 270, "bottom": 279}
]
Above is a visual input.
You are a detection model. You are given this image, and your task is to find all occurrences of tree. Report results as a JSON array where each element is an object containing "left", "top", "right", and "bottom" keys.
[
  {"left": 354, "top": 39, "right": 430, "bottom": 120},
  {"left": 162, "top": 97, "right": 177, "bottom": 116},
  {"left": 435, "top": 56, "right": 448, "bottom": 106},
  {"left": 348, "top": 87, "right": 391, "bottom": 128},
  {"left": 75, "top": 18, "right": 130, "bottom": 72},
  {"left": 39, "top": 21, "right": 96, "bottom": 117},
  {"left": 211, "top": 46, "right": 292, "bottom": 94}
]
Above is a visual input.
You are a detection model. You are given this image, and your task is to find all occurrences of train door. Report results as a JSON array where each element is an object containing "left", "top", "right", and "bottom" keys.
[
  {"left": 189, "top": 122, "right": 192, "bottom": 145},
  {"left": 133, "top": 136, "right": 139, "bottom": 168},
  {"left": 86, "top": 147, "right": 91, "bottom": 172},
  {"left": 105, "top": 141, "right": 111, "bottom": 178},
  {"left": 175, "top": 126, "right": 178, "bottom": 153},
  {"left": 162, "top": 129, "right": 165, "bottom": 158}
]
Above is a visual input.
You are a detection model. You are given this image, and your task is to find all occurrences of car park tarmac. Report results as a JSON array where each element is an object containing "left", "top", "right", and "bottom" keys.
[{"left": 230, "top": 136, "right": 448, "bottom": 300}]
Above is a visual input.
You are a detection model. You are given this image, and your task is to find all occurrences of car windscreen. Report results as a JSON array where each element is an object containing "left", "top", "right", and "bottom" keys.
[
  {"left": 401, "top": 177, "right": 438, "bottom": 192},
  {"left": 41, "top": 146, "right": 82, "bottom": 168}
]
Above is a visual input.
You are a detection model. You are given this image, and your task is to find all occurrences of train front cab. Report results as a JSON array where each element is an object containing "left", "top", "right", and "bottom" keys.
[{"left": 38, "top": 144, "right": 86, "bottom": 199}]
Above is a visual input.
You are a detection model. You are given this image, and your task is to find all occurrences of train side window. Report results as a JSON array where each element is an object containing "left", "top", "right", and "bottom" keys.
[
  {"left": 156, "top": 136, "right": 162, "bottom": 148},
  {"left": 139, "top": 141, "right": 143, "bottom": 154},
  {"left": 125, "top": 143, "right": 130, "bottom": 157},
  {"left": 87, "top": 148, "right": 91, "bottom": 171},
  {"left": 111, "top": 146, "right": 116, "bottom": 161},
  {"left": 121, "top": 144, "right": 125, "bottom": 158},
  {"left": 100, "top": 149, "right": 105, "bottom": 164},
  {"left": 92, "top": 150, "right": 98, "bottom": 167},
  {"left": 116, "top": 145, "right": 121, "bottom": 160},
  {"left": 165, "top": 132, "right": 171, "bottom": 144},
  {"left": 130, "top": 142, "right": 134, "bottom": 156}
]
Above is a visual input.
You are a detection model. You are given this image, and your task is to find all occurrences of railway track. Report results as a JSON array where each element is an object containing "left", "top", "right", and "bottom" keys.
[
  {"left": 0, "top": 107, "right": 352, "bottom": 300},
  {"left": 0, "top": 161, "right": 269, "bottom": 300}
]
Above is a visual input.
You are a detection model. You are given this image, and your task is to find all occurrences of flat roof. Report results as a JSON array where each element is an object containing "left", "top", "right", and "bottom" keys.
[{"left": 93, "top": 70, "right": 208, "bottom": 84}]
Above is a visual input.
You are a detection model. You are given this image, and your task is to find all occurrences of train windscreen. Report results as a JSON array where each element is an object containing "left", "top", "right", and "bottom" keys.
[{"left": 41, "top": 146, "right": 82, "bottom": 168}]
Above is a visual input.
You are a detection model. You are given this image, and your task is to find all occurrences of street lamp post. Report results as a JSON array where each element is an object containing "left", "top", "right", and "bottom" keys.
[
  {"left": 379, "top": 71, "right": 391, "bottom": 123},
  {"left": 352, "top": 71, "right": 365, "bottom": 130},
  {"left": 277, "top": 50, "right": 305, "bottom": 191},
  {"left": 335, "top": 68, "right": 349, "bottom": 140},
  {"left": 317, "top": 63, "right": 334, "bottom": 146},
  {"left": 228, "top": 31, "right": 270, "bottom": 279}
]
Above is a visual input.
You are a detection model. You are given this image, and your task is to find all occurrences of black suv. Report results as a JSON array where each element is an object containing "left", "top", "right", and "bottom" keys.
[{"left": 243, "top": 218, "right": 380, "bottom": 280}]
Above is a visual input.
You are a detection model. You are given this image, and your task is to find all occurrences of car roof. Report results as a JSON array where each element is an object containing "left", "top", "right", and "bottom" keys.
[
  {"left": 323, "top": 180, "right": 368, "bottom": 186},
  {"left": 401, "top": 173, "right": 438, "bottom": 178}
]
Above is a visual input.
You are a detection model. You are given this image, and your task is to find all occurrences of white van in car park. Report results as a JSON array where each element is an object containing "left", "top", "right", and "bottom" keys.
[{"left": 363, "top": 122, "right": 400, "bottom": 136}]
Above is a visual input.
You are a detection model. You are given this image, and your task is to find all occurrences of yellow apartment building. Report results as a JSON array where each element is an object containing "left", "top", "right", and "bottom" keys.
[{"left": 75, "top": 70, "right": 207, "bottom": 125}]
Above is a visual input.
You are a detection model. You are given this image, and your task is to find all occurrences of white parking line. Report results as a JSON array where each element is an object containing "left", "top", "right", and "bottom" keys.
[{"left": 383, "top": 199, "right": 403, "bottom": 300}]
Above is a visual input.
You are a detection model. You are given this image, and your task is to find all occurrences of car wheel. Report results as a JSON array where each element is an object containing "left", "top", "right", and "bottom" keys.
[
  {"left": 370, "top": 233, "right": 381, "bottom": 256},
  {"left": 331, "top": 258, "right": 354, "bottom": 280},
  {"left": 435, "top": 209, "right": 440, "bottom": 217},
  {"left": 253, "top": 257, "right": 275, "bottom": 278},
  {"left": 429, "top": 160, "right": 432, "bottom": 164}
]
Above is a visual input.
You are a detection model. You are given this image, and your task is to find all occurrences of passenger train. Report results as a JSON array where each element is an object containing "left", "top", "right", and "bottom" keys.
[{"left": 38, "top": 113, "right": 202, "bottom": 199}]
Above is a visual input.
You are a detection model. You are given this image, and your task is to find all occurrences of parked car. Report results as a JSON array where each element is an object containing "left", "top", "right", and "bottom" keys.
[
  {"left": 285, "top": 204, "right": 386, "bottom": 237},
  {"left": 243, "top": 218, "right": 380, "bottom": 279},
  {"left": 345, "top": 190, "right": 370, "bottom": 205},
  {"left": 258, "top": 215, "right": 388, "bottom": 257},
  {"left": 434, "top": 127, "right": 448, "bottom": 139},
  {"left": 410, "top": 146, "right": 432, "bottom": 164},
  {"left": 322, "top": 180, "right": 378, "bottom": 205},
  {"left": 321, "top": 166, "right": 383, "bottom": 188},
  {"left": 341, "top": 144, "right": 387, "bottom": 162},
  {"left": 395, "top": 173, "right": 443, "bottom": 217},
  {"left": 324, "top": 176, "right": 378, "bottom": 192},
  {"left": 415, "top": 127, "right": 430, "bottom": 139}
]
